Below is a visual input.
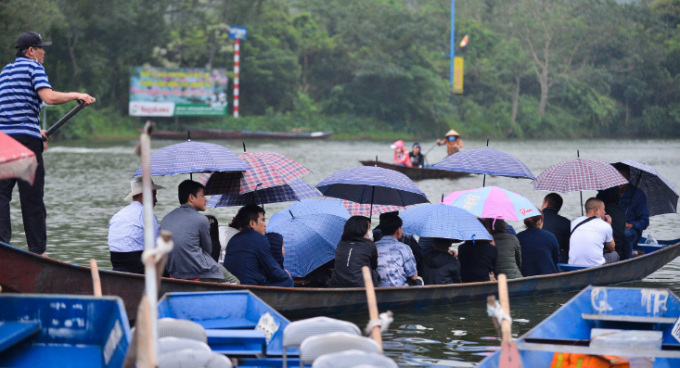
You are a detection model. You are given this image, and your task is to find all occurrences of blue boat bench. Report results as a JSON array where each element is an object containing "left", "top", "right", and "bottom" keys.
[
  {"left": 0, "top": 321, "right": 40, "bottom": 354},
  {"left": 206, "top": 329, "right": 267, "bottom": 356}
]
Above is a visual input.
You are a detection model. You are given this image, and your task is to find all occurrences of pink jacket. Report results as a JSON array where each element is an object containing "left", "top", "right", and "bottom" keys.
[{"left": 394, "top": 150, "right": 412, "bottom": 167}]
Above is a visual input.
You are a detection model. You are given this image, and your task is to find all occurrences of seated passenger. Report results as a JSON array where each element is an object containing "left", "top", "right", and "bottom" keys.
[
  {"left": 541, "top": 193, "right": 571, "bottom": 264},
  {"left": 374, "top": 212, "right": 423, "bottom": 275},
  {"left": 597, "top": 187, "right": 629, "bottom": 260},
  {"left": 218, "top": 216, "right": 241, "bottom": 264},
  {"left": 614, "top": 163, "right": 649, "bottom": 252},
  {"left": 162, "top": 180, "right": 240, "bottom": 283},
  {"left": 458, "top": 238, "right": 497, "bottom": 283},
  {"left": 329, "top": 216, "right": 378, "bottom": 288},
  {"left": 569, "top": 198, "right": 619, "bottom": 266},
  {"left": 265, "top": 232, "right": 285, "bottom": 268},
  {"left": 205, "top": 215, "right": 221, "bottom": 263},
  {"left": 483, "top": 218, "right": 522, "bottom": 279},
  {"left": 409, "top": 142, "right": 425, "bottom": 167},
  {"left": 224, "top": 205, "right": 293, "bottom": 287},
  {"left": 421, "top": 238, "right": 461, "bottom": 285},
  {"left": 516, "top": 212, "right": 560, "bottom": 276},
  {"left": 375, "top": 215, "right": 418, "bottom": 287},
  {"left": 108, "top": 177, "right": 164, "bottom": 274},
  {"left": 391, "top": 140, "right": 412, "bottom": 167}
]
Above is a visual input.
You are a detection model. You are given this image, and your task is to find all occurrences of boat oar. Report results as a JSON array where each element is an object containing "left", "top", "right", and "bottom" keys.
[
  {"left": 89, "top": 259, "right": 102, "bottom": 297},
  {"left": 497, "top": 274, "right": 523, "bottom": 368},
  {"left": 45, "top": 98, "right": 96, "bottom": 137},
  {"left": 135, "top": 295, "right": 155, "bottom": 368},
  {"left": 361, "top": 266, "right": 382, "bottom": 348}
]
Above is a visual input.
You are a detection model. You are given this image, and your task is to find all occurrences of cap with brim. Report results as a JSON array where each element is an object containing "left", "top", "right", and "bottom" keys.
[
  {"left": 444, "top": 129, "right": 460, "bottom": 137},
  {"left": 125, "top": 178, "right": 165, "bottom": 201},
  {"left": 15, "top": 32, "right": 52, "bottom": 51}
]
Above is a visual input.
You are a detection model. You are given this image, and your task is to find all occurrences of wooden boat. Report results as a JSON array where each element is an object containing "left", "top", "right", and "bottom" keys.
[
  {"left": 2, "top": 240, "right": 679, "bottom": 323},
  {"left": 359, "top": 160, "right": 469, "bottom": 180},
  {"left": 146, "top": 128, "right": 332, "bottom": 140},
  {"left": 158, "top": 290, "right": 301, "bottom": 366},
  {"left": 0, "top": 293, "right": 131, "bottom": 367},
  {"left": 477, "top": 286, "right": 680, "bottom": 367}
]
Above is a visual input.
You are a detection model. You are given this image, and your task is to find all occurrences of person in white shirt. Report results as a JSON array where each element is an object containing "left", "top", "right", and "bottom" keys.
[{"left": 569, "top": 198, "right": 619, "bottom": 266}]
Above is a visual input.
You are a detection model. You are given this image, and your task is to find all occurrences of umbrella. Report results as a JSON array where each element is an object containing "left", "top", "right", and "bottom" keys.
[
  {"left": 316, "top": 166, "right": 429, "bottom": 217},
  {"left": 321, "top": 197, "right": 403, "bottom": 217},
  {"left": 612, "top": 160, "right": 678, "bottom": 216},
  {"left": 0, "top": 132, "right": 37, "bottom": 184},
  {"left": 202, "top": 151, "right": 311, "bottom": 196},
  {"left": 267, "top": 199, "right": 350, "bottom": 277},
  {"left": 132, "top": 140, "right": 248, "bottom": 177},
  {"left": 206, "top": 179, "right": 320, "bottom": 207},
  {"left": 399, "top": 204, "right": 492, "bottom": 241},
  {"left": 433, "top": 147, "right": 535, "bottom": 185},
  {"left": 443, "top": 186, "right": 540, "bottom": 222}
]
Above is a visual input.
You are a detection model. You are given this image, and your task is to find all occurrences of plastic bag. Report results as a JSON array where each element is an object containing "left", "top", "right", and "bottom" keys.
[{"left": 644, "top": 232, "right": 658, "bottom": 245}]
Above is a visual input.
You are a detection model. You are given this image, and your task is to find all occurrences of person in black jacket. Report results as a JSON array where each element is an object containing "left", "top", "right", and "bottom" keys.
[
  {"left": 541, "top": 193, "right": 571, "bottom": 263},
  {"left": 422, "top": 238, "right": 461, "bottom": 285},
  {"left": 409, "top": 142, "right": 425, "bottom": 167},
  {"left": 329, "top": 216, "right": 379, "bottom": 287},
  {"left": 265, "top": 232, "right": 285, "bottom": 268},
  {"left": 516, "top": 212, "right": 560, "bottom": 276},
  {"left": 458, "top": 239, "right": 497, "bottom": 283},
  {"left": 597, "top": 187, "right": 629, "bottom": 260},
  {"left": 206, "top": 215, "right": 221, "bottom": 263}
]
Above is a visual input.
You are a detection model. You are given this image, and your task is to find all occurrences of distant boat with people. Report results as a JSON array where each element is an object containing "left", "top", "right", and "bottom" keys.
[
  {"left": 146, "top": 128, "right": 332, "bottom": 140},
  {"left": 359, "top": 160, "right": 470, "bottom": 180}
]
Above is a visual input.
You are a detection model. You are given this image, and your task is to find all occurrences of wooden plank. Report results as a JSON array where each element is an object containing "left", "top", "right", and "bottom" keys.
[
  {"left": 0, "top": 321, "right": 40, "bottom": 354},
  {"left": 581, "top": 313, "right": 677, "bottom": 324}
]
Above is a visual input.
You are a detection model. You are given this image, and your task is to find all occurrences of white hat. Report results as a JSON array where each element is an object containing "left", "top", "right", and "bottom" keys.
[{"left": 125, "top": 177, "right": 165, "bottom": 201}]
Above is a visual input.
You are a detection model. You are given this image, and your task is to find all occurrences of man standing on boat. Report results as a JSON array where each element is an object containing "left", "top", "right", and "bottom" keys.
[
  {"left": 0, "top": 31, "right": 94, "bottom": 256},
  {"left": 436, "top": 129, "right": 464, "bottom": 156}
]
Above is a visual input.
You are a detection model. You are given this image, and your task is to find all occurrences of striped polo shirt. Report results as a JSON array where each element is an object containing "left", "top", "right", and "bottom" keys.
[{"left": 0, "top": 56, "right": 52, "bottom": 139}]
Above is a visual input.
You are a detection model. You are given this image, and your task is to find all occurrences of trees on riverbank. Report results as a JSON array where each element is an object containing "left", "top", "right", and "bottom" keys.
[{"left": 3, "top": 0, "right": 680, "bottom": 139}]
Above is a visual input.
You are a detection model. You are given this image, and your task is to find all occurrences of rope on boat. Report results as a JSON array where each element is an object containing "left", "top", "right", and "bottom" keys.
[
  {"left": 487, "top": 300, "right": 512, "bottom": 326},
  {"left": 364, "top": 311, "right": 394, "bottom": 335}
]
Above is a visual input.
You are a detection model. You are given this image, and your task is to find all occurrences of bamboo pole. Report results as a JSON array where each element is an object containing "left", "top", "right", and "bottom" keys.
[
  {"left": 361, "top": 266, "right": 382, "bottom": 348},
  {"left": 89, "top": 259, "right": 102, "bottom": 297}
]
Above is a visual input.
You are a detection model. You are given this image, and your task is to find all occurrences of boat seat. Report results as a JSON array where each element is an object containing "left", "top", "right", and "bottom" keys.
[
  {"left": 637, "top": 244, "right": 666, "bottom": 254},
  {"left": 558, "top": 263, "right": 593, "bottom": 272},
  {"left": 0, "top": 321, "right": 40, "bottom": 354},
  {"left": 581, "top": 314, "right": 677, "bottom": 324},
  {"left": 299, "top": 333, "right": 382, "bottom": 368},
  {"left": 158, "top": 318, "right": 207, "bottom": 343},
  {"left": 282, "top": 317, "right": 361, "bottom": 368},
  {"left": 194, "top": 318, "right": 257, "bottom": 330},
  {"left": 312, "top": 350, "right": 398, "bottom": 368},
  {"left": 206, "top": 329, "right": 267, "bottom": 356},
  {"left": 158, "top": 349, "right": 233, "bottom": 368},
  {"left": 159, "top": 336, "right": 212, "bottom": 355}
]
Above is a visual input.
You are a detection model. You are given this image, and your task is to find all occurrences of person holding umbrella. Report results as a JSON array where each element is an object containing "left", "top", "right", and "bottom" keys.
[
  {"left": 613, "top": 163, "right": 649, "bottom": 251},
  {"left": 0, "top": 32, "right": 94, "bottom": 256}
]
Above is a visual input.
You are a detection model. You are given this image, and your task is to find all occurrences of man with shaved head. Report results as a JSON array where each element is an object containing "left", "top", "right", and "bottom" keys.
[{"left": 569, "top": 198, "right": 619, "bottom": 266}]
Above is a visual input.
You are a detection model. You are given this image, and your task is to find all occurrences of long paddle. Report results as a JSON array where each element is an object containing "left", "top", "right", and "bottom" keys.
[
  {"left": 497, "top": 274, "right": 523, "bottom": 368},
  {"left": 89, "top": 259, "right": 102, "bottom": 297},
  {"left": 361, "top": 266, "right": 382, "bottom": 348},
  {"left": 45, "top": 98, "right": 96, "bottom": 137}
]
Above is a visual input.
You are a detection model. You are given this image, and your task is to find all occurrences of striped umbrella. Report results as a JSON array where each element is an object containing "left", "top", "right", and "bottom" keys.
[
  {"left": 613, "top": 160, "right": 678, "bottom": 216},
  {"left": 321, "top": 197, "right": 403, "bottom": 217},
  {"left": 206, "top": 179, "right": 320, "bottom": 207},
  {"left": 433, "top": 147, "right": 535, "bottom": 181},
  {"left": 533, "top": 158, "right": 628, "bottom": 193},
  {"left": 0, "top": 132, "right": 37, "bottom": 184},
  {"left": 133, "top": 140, "right": 248, "bottom": 177}
]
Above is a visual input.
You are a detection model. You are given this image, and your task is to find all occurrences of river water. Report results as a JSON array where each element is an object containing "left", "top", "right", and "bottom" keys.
[{"left": 5, "top": 138, "right": 680, "bottom": 366}]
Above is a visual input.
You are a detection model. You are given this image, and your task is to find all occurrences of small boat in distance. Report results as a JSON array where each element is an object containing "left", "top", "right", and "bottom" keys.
[
  {"left": 147, "top": 128, "right": 332, "bottom": 140},
  {"left": 360, "top": 160, "right": 470, "bottom": 180},
  {"left": 0, "top": 294, "right": 131, "bottom": 368},
  {"left": 478, "top": 286, "right": 680, "bottom": 367}
]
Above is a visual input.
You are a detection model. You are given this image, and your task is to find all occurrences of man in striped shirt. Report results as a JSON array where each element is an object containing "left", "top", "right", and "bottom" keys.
[{"left": 0, "top": 32, "right": 94, "bottom": 256}]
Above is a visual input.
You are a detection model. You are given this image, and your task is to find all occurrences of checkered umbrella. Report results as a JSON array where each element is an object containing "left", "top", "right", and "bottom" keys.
[
  {"left": 321, "top": 197, "right": 403, "bottom": 217},
  {"left": 399, "top": 204, "right": 492, "bottom": 241},
  {"left": 613, "top": 160, "right": 678, "bottom": 216},
  {"left": 132, "top": 141, "right": 248, "bottom": 177},
  {"left": 201, "top": 151, "right": 311, "bottom": 196},
  {"left": 533, "top": 158, "right": 628, "bottom": 192},
  {"left": 206, "top": 179, "right": 321, "bottom": 207},
  {"left": 434, "top": 147, "right": 535, "bottom": 179},
  {"left": 0, "top": 132, "right": 37, "bottom": 184},
  {"left": 267, "top": 199, "right": 350, "bottom": 277}
]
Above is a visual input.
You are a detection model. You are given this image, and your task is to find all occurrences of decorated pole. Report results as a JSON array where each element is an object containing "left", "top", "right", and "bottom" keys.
[{"left": 234, "top": 39, "right": 240, "bottom": 118}]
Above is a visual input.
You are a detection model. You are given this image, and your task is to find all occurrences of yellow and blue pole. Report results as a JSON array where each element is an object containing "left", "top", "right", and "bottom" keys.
[{"left": 449, "top": 0, "right": 455, "bottom": 105}]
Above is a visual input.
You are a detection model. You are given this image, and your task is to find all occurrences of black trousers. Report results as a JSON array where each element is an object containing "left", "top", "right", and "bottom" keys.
[{"left": 0, "top": 135, "right": 46, "bottom": 254}]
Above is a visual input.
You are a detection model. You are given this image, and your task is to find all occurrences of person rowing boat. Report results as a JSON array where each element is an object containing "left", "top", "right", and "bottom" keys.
[{"left": 436, "top": 129, "right": 464, "bottom": 157}]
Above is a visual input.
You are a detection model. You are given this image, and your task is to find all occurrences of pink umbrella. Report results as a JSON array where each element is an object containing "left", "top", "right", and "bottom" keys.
[
  {"left": 443, "top": 186, "right": 539, "bottom": 222},
  {"left": 0, "top": 132, "right": 37, "bottom": 184}
]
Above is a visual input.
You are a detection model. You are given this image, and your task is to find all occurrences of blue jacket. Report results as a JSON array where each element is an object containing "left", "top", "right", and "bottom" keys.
[
  {"left": 516, "top": 227, "right": 560, "bottom": 277},
  {"left": 620, "top": 185, "right": 649, "bottom": 235},
  {"left": 223, "top": 228, "right": 290, "bottom": 285}
]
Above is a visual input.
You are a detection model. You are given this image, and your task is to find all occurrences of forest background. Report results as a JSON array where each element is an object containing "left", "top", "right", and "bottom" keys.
[{"left": 3, "top": 0, "right": 680, "bottom": 140}]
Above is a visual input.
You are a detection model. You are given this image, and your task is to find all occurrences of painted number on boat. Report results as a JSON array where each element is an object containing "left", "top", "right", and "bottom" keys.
[
  {"left": 255, "top": 312, "right": 279, "bottom": 344},
  {"left": 104, "top": 320, "right": 123, "bottom": 364}
]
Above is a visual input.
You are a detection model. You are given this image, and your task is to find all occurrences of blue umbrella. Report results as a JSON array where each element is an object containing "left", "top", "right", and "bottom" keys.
[
  {"left": 613, "top": 160, "right": 678, "bottom": 216},
  {"left": 133, "top": 141, "right": 248, "bottom": 177},
  {"left": 315, "top": 166, "right": 429, "bottom": 216},
  {"left": 267, "top": 199, "right": 350, "bottom": 277},
  {"left": 206, "top": 179, "right": 321, "bottom": 207},
  {"left": 399, "top": 204, "right": 492, "bottom": 241},
  {"left": 434, "top": 147, "right": 535, "bottom": 185}
]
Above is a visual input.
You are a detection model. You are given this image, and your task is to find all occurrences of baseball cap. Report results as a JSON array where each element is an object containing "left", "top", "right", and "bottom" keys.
[
  {"left": 413, "top": 142, "right": 421, "bottom": 148},
  {"left": 15, "top": 32, "right": 52, "bottom": 51}
]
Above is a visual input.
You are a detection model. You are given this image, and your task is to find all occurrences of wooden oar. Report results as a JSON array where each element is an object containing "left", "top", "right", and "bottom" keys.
[
  {"left": 135, "top": 295, "right": 155, "bottom": 368},
  {"left": 45, "top": 98, "right": 96, "bottom": 137},
  {"left": 498, "top": 274, "right": 523, "bottom": 368},
  {"left": 361, "top": 266, "right": 382, "bottom": 348},
  {"left": 89, "top": 259, "right": 102, "bottom": 297}
]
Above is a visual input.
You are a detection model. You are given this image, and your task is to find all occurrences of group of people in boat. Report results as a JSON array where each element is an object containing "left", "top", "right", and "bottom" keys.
[{"left": 392, "top": 130, "right": 463, "bottom": 168}]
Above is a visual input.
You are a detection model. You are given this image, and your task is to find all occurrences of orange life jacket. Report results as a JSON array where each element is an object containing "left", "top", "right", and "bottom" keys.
[{"left": 550, "top": 353, "right": 630, "bottom": 368}]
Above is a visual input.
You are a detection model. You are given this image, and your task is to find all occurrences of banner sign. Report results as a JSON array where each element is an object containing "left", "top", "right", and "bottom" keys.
[
  {"left": 453, "top": 57, "right": 464, "bottom": 94},
  {"left": 129, "top": 67, "right": 228, "bottom": 117},
  {"left": 229, "top": 26, "right": 247, "bottom": 40}
]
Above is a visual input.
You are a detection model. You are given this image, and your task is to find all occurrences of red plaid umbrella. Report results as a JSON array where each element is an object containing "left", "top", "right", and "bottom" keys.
[
  {"left": 0, "top": 132, "right": 37, "bottom": 184},
  {"left": 533, "top": 158, "right": 628, "bottom": 192},
  {"left": 201, "top": 151, "right": 311, "bottom": 195},
  {"left": 322, "top": 197, "right": 403, "bottom": 216}
]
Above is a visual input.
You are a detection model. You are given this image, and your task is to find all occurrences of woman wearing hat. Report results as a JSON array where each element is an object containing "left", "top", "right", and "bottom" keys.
[
  {"left": 436, "top": 129, "right": 464, "bottom": 156},
  {"left": 391, "top": 140, "right": 412, "bottom": 167}
]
